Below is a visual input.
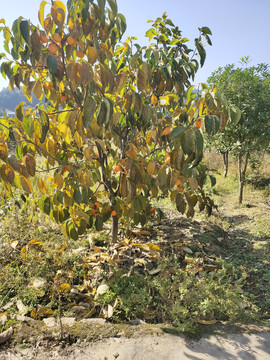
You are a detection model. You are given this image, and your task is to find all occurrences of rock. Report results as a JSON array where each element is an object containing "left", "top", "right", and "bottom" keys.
[
  {"left": 79, "top": 318, "right": 106, "bottom": 326},
  {"left": 61, "top": 317, "right": 76, "bottom": 326},
  {"left": 3, "top": 300, "right": 14, "bottom": 310},
  {"left": 31, "top": 277, "right": 47, "bottom": 289},
  {"left": 0, "top": 327, "right": 13, "bottom": 344},
  {"left": 96, "top": 284, "right": 109, "bottom": 297},
  {"left": 16, "top": 300, "right": 28, "bottom": 315},
  {"left": 43, "top": 317, "right": 56, "bottom": 327},
  {"left": 0, "top": 314, "right": 8, "bottom": 325},
  {"left": 16, "top": 315, "right": 35, "bottom": 323},
  {"left": 129, "top": 319, "right": 146, "bottom": 325}
]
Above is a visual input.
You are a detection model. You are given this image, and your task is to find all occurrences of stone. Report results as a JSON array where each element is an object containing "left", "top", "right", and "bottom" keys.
[{"left": 79, "top": 318, "right": 106, "bottom": 326}]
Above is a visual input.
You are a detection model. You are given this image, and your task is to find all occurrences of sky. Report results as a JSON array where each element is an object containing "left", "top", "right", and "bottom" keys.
[{"left": 0, "top": 0, "right": 269, "bottom": 90}]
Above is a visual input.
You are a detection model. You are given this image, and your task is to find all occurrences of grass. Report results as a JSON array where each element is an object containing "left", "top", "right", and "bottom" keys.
[{"left": 0, "top": 151, "right": 269, "bottom": 342}]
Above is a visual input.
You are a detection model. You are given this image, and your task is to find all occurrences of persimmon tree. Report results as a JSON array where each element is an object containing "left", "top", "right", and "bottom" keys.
[{"left": 0, "top": 0, "right": 233, "bottom": 242}]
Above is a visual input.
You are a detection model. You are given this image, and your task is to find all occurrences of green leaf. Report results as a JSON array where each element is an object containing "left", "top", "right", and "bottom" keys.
[
  {"left": 205, "top": 115, "right": 213, "bottom": 135},
  {"left": 229, "top": 106, "right": 241, "bottom": 124},
  {"left": 186, "top": 85, "right": 196, "bottom": 100},
  {"left": 83, "top": 97, "right": 96, "bottom": 128},
  {"left": 169, "top": 125, "right": 186, "bottom": 139},
  {"left": 73, "top": 188, "right": 82, "bottom": 204},
  {"left": 203, "top": 33, "right": 212, "bottom": 46},
  {"left": 47, "top": 55, "right": 58, "bottom": 76},
  {"left": 117, "top": 13, "right": 127, "bottom": 36},
  {"left": 23, "top": 115, "right": 33, "bottom": 138},
  {"left": 107, "top": 0, "right": 118, "bottom": 17},
  {"left": 209, "top": 175, "right": 216, "bottom": 187},
  {"left": 68, "top": 221, "right": 79, "bottom": 240},
  {"left": 39, "top": 110, "right": 49, "bottom": 143},
  {"left": 38, "top": 195, "right": 51, "bottom": 215},
  {"left": 15, "top": 103, "right": 24, "bottom": 121},
  {"left": 3, "top": 28, "right": 11, "bottom": 53},
  {"left": 201, "top": 26, "right": 212, "bottom": 35},
  {"left": 95, "top": 215, "right": 103, "bottom": 231},
  {"left": 20, "top": 20, "right": 29, "bottom": 44},
  {"left": 176, "top": 193, "right": 186, "bottom": 214},
  {"left": 97, "top": 98, "right": 111, "bottom": 127},
  {"left": 195, "top": 39, "right": 206, "bottom": 67}
]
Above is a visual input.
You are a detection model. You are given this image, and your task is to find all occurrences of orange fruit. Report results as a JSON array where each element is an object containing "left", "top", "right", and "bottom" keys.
[
  {"left": 111, "top": 210, "right": 117, "bottom": 217},
  {"left": 175, "top": 179, "right": 181, "bottom": 186},
  {"left": 76, "top": 50, "right": 85, "bottom": 58},
  {"left": 150, "top": 207, "right": 155, "bottom": 213},
  {"left": 165, "top": 153, "right": 171, "bottom": 164},
  {"left": 113, "top": 165, "right": 121, "bottom": 173},
  {"left": 40, "top": 34, "right": 49, "bottom": 43},
  {"left": 60, "top": 94, "right": 67, "bottom": 101},
  {"left": 67, "top": 36, "right": 76, "bottom": 46},
  {"left": 177, "top": 186, "right": 184, "bottom": 192},
  {"left": 52, "top": 33, "right": 62, "bottom": 43},
  {"left": 48, "top": 43, "right": 58, "bottom": 54},
  {"left": 162, "top": 127, "right": 171, "bottom": 135},
  {"left": 94, "top": 202, "right": 100, "bottom": 209},
  {"left": 195, "top": 120, "right": 202, "bottom": 128}
]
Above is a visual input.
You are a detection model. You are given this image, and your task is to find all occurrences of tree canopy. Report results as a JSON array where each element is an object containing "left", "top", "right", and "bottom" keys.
[
  {"left": 207, "top": 58, "right": 270, "bottom": 202},
  {"left": 0, "top": 0, "right": 234, "bottom": 242}
]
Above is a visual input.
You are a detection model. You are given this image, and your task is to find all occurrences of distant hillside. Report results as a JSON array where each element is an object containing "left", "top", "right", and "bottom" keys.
[{"left": 0, "top": 87, "right": 39, "bottom": 116}]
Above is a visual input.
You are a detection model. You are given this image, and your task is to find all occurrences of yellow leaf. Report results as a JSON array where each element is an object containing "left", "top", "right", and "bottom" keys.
[
  {"left": 38, "top": 1, "right": 47, "bottom": 28},
  {"left": 59, "top": 283, "right": 71, "bottom": 292},
  {"left": 21, "top": 246, "right": 27, "bottom": 260},
  {"left": 74, "top": 131, "right": 83, "bottom": 148},
  {"left": 46, "top": 138, "right": 55, "bottom": 156},
  {"left": 33, "top": 80, "right": 43, "bottom": 101},
  {"left": 145, "top": 243, "right": 160, "bottom": 251},
  {"left": 86, "top": 46, "right": 98, "bottom": 64},
  {"left": 138, "top": 230, "right": 151, "bottom": 236},
  {"left": 54, "top": 173, "right": 64, "bottom": 190},
  {"left": 0, "top": 141, "right": 8, "bottom": 161},
  {"left": 151, "top": 94, "right": 158, "bottom": 106},
  {"left": 37, "top": 178, "right": 48, "bottom": 194},
  {"left": 54, "top": 0, "right": 66, "bottom": 19},
  {"left": 147, "top": 161, "right": 156, "bottom": 176},
  {"left": 37, "top": 307, "right": 54, "bottom": 316},
  {"left": 196, "top": 319, "right": 217, "bottom": 325},
  {"left": 28, "top": 239, "right": 44, "bottom": 246},
  {"left": 20, "top": 175, "right": 32, "bottom": 193}
]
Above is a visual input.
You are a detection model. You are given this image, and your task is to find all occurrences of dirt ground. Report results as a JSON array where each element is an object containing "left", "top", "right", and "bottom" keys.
[{"left": 0, "top": 323, "right": 269, "bottom": 360}]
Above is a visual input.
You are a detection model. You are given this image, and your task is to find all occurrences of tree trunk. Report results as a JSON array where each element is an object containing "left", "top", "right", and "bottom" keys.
[
  {"left": 238, "top": 152, "right": 249, "bottom": 204},
  {"left": 223, "top": 151, "right": 229, "bottom": 177},
  {"left": 112, "top": 215, "right": 119, "bottom": 243}
]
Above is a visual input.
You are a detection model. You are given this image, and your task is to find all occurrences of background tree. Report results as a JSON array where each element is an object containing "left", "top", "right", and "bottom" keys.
[
  {"left": 207, "top": 58, "right": 270, "bottom": 203},
  {"left": 0, "top": 0, "right": 233, "bottom": 242}
]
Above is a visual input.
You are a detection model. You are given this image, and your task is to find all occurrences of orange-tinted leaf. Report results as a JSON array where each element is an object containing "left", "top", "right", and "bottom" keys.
[
  {"left": 37, "top": 178, "right": 48, "bottom": 194},
  {"left": 0, "top": 142, "right": 8, "bottom": 161},
  {"left": 23, "top": 154, "right": 36, "bottom": 176},
  {"left": 20, "top": 175, "right": 32, "bottom": 193}
]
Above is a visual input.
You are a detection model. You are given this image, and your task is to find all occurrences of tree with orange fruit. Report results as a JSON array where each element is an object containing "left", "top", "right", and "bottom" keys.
[{"left": 0, "top": 0, "right": 235, "bottom": 242}]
